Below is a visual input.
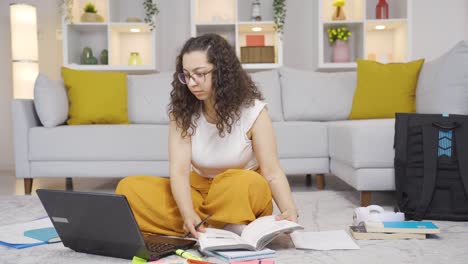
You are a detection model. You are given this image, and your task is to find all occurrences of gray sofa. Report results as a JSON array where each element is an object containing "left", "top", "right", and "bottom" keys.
[
  {"left": 11, "top": 67, "right": 393, "bottom": 205},
  {"left": 14, "top": 39, "right": 467, "bottom": 205}
]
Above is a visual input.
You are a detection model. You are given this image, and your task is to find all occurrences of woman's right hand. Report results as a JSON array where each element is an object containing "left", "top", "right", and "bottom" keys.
[{"left": 183, "top": 212, "right": 205, "bottom": 239}]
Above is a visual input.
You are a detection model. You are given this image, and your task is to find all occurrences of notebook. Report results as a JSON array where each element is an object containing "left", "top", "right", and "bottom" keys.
[{"left": 37, "top": 189, "right": 196, "bottom": 261}]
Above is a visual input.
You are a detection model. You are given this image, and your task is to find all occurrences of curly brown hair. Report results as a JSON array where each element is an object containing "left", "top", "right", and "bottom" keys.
[{"left": 169, "top": 34, "right": 263, "bottom": 137}]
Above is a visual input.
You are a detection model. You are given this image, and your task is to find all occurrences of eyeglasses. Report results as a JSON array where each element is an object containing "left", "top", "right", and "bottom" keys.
[{"left": 177, "top": 69, "right": 214, "bottom": 85}]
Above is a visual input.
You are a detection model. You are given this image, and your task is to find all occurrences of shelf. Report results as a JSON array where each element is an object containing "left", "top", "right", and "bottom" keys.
[
  {"left": 195, "top": 24, "right": 236, "bottom": 47},
  {"left": 64, "top": 64, "right": 158, "bottom": 73},
  {"left": 366, "top": 0, "right": 408, "bottom": 19},
  {"left": 318, "top": 0, "right": 410, "bottom": 70},
  {"left": 109, "top": 0, "right": 146, "bottom": 23},
  {"left": 321, "top": 0, "right": 364, "bottom": 22},
  {"left": 195, "top": 0, "right": 236, "bottom": 24},
  {"left": 65, "top": 24, "right": 108, "bottom": 66},
  {"left": 191, "top": 0, "right": 282, "bottom": 70},
  {"left": 237, "top": 0, "right": 274, "bottom": 22},
  {"left": 63, "top": 0, "right": 157, "bottom": 71},
  {"left": 109, "top": 24, "right": 154, "bottom": 67},
  {"left": 71, "top": 0, "right": 108, "bottom": 23}
]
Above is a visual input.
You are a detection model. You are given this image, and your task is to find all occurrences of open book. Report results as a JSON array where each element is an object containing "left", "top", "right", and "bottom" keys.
[{"left": 198, "top": 215, "right": 303, "bottom": 251}]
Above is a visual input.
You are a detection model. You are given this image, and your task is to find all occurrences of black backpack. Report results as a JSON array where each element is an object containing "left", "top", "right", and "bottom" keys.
[{"left": 394, "top": 113, "right": 468, "bottom": 220}]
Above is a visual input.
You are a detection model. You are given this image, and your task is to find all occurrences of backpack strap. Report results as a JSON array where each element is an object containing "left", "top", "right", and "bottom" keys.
[
  {"left": 414, "top": 124, "right": 438, "bottom": 220},
  {"left": 453, "top": 120, "right": 468, "bottom": 195},
  {"left": 394, "top": 114, "right": 409, "bottom": 211}
]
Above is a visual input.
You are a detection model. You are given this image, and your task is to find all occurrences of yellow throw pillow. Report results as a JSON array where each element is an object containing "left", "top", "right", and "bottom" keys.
[
  {"left": 61, "top": 67, "right": 129, "bottom": 125},
  {"left": 349, "top": 59, "right": 425, "bottom": 120}
]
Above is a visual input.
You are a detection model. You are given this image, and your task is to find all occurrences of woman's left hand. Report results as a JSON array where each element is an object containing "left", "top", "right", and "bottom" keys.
[{"left": 275, "top": 208, "right": 298, "bottom": 223}]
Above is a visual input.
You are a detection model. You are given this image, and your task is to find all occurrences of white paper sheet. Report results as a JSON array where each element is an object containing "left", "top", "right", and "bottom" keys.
[
  {"left": 290, "top": 230, "right": 360, "bottom": 250},
  {"left": 0, "top": 217, "right": 53, "bottom": 244}
]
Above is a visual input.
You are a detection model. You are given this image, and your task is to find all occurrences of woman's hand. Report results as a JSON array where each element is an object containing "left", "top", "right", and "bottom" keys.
[
  {"left": 183, "top": 212, "right": 206, "bottom": 238},
  {"left": 275, "top": 208, "right": 299, "bottom": 223}
]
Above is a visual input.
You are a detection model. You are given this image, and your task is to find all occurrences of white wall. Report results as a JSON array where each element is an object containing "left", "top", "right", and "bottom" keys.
[
  {"left": 0, "top": 0, "right": 467, "bottom": 171},
  {"left": 412, "top": 0, "right": 468, "bottom": 61}
]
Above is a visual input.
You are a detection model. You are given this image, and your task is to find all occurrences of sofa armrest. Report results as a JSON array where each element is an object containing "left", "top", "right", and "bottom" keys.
[{"left": 11, "top": 99, "right": 41, "bottom": 178}]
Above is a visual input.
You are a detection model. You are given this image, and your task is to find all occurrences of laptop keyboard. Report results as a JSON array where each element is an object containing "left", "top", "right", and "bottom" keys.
[
  {"left": 142, "top": 233, "right": 196, "bottom": 260},
  {"left": 146, "top": 241, "right": 176, "bottom": 253}
]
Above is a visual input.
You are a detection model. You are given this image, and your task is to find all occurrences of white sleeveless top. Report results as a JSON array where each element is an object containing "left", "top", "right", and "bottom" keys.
[{"left": 191, "top": 99, "right": 267, "bottom": 178}]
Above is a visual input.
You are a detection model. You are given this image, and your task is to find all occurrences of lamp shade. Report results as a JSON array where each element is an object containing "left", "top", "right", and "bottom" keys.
[{"left": 10, "top": 3, "right": 39, "bottom": 99}]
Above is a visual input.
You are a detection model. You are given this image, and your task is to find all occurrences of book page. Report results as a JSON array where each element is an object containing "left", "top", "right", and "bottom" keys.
[
  {"left": 198, "top": 228, "right": 254, "bottom": 251},
  {"left": 241, "top": 215, "right": 303, "bottom": 249}
]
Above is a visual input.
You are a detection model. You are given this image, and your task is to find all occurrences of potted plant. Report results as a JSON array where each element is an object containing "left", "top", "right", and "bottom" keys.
[
  {"left": 273, "top": 0, "right": 286, "bottom": 36},
  {"left": 327, "top": 26, "right": 352, "bottom": 62},
  {"left": 81, "top": 2, "right": 104, "bottom": 22},
  {"left": 143, "top": 0, "right": 160, "bottom": 31}
]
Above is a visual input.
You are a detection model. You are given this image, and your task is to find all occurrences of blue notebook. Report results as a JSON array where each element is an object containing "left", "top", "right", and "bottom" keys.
[
  {"left": 204, "top": 248, "right": 276, "bottom": 262},
  {"left": 365, "top": 221, "right": 440, "bottom": 234}
]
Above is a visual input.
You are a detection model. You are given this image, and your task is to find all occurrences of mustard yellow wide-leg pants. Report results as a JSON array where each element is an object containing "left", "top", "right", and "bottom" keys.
[{"left": 115, "top": 169, "right": 273, "bottom": 236}]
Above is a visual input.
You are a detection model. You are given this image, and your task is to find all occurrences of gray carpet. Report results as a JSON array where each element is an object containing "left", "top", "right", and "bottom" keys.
[{"left": 0, "top": 191, "right": 467, "bottom": 264}]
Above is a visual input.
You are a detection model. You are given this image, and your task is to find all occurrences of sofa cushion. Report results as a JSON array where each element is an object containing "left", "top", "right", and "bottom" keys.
[
  {"left": 250, "top": 70, "right": 283, "bottom": 121},
  {"left": 273, "top": 121, "right": 328, "bottom": 158},
  {"left": 127, "top": 72, "right": 172, "bottom": 124},
  {"left": 279, "top": 67, "right": 356, "bottom": 121},
  {"left": 328, "top": 119, "right": 395, "bottom": 168},
  {"left": 61, "top": 67, "right": 129, "bottom": 125},
  {"left": 33, "top": 74, "right": 68, "bottom": 128},
  {"left": 29, "top": 125, "right": 168, "bottom": 161},
  {"left": 349, "top": 59, "right": 424, "bottom": 120},
  {"left": 416, "top": 40, "right": 468, "bottom": 114}
]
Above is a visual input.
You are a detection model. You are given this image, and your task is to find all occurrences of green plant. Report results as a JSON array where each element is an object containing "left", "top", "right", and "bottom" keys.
[
  {"left": 327, "top": 26, "right": 351, "bottom": 44},
  {"left": 143, "top": 0, "right": 160, "bottom": 31},
  {"left": 59, "top": 0, "right": 74, "bottom": 23},
  {"left": 273, "top": 0, "right": 286, "bottom": 36},
  {"left": 84, "top": 2, "right": 97, "bottom": 13}
]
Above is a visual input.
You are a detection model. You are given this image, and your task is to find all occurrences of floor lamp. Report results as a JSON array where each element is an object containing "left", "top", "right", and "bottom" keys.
[{"left": 10, "top": 3, "right": 39, "bottom": 99}]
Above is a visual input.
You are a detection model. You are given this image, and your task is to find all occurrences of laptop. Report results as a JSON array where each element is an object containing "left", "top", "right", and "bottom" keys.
[{"left": 36, "top": 189, "right": 196, "bottom": 261}]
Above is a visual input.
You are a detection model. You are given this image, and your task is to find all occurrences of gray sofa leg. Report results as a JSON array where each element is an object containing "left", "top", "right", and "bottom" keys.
[
  {"left": 315, "top": 174, "right": 325, "bottom": 190},
  {"left": 305, "top": 174, "right": 312, "bottom": 186},
  {"left": 66, "top": 177, "right": 74, "bottom": 191},
  {"left": 24, "top": 179, "right": 33, "bottom": 195},
  {"left": 360, "top": 191, "right": 372, "bottom": 206}
]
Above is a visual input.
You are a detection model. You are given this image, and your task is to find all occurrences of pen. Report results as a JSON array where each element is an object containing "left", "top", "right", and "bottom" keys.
[
  {"left": 183, "top": 214, "right": 212, "bottom": 238},
  {"left": 175, "top": 249, "right": 204, "bottom": 261}
]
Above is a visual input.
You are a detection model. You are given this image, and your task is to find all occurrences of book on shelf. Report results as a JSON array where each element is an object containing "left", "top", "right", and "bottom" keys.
[
  {"left": 197, "top": 215, "right": 303, "bottom": 252},
  {"left": 364, "top": 221, "right": 440, "bottom": 234},
  {"left": 202, "top": 248, "right": 275, "bottom": 263},
  {"left": 349, "top": 225, "right": 426, "bottom": 240}
]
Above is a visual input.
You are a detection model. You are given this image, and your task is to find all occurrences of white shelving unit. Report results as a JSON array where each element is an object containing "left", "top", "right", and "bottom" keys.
[
  {"left": 190, "top": 0, "right": 283, "bottom": 70},
  {"left": 62, "top": 0, "right": 157, "bottom": 72},
  {"left": 318, "top": 0, "right": 411, "bottom": 70}
]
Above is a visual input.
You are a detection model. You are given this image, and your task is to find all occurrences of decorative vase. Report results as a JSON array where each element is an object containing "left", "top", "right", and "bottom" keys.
[
  {"left": 81, "top": 47, "right": 97, "bottom": 64},
  {"left": 332, "top": 40, "right": 350, "bottom": 63},
  {"left": 251, "top": 0, "right": 262, "bottom": 21},
  {"left": 81, "top": 12, "right": 104, "bottom": 22},
  {"left": 376, "top": 0, "right": 389, "bottom": 19},
  {"left": 100, "top": 49, "right": 108, "bottom": 65},
  {"left": 332, "top": 6, "right": 346, "bottom": 20},
  {"left": 128, "top": 52, "right": 142, "bottom": 65}
]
